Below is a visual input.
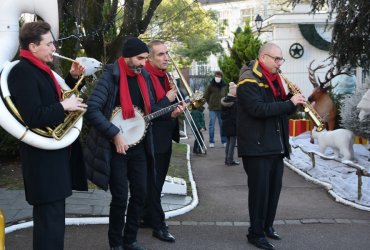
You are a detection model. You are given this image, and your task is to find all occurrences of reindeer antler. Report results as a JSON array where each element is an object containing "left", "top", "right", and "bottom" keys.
[
  {"left": 308, "top": 60, "right": 326, "bottom": 88},
  {"left": 318, "top": 66, "right": 352, "bottom": 90}
]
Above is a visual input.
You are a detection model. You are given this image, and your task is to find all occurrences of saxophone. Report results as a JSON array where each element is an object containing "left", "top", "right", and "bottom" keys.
[{"left": 278, "top": 70, "right": 325, "bottom": 132}]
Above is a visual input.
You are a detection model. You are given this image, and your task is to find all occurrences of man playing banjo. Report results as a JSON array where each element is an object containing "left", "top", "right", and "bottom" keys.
[{"left": 84, "top": 37, "right": 155, "bottom": 250}]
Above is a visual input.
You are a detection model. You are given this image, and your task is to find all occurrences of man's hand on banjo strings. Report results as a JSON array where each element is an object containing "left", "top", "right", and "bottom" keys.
[
  {"left": 113, "top": 133, "right": 129, "bottom": 154},
  {"left": 171, "top": 101, "right": 186, "bottom": 118}
]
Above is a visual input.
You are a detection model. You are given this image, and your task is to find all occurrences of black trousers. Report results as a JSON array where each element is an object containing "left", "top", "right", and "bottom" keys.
[
  {"left": 242, "top": 156, "right": 284, "bottom": 238},
  {"left": 33, "top": 199, "right": 65, "bottom": 250},
  {"left": 108, "top": 144, "right": 147, "bottom": 247},
  {"left": 143, "top": 149, "right": 172, "bottom": 230}
]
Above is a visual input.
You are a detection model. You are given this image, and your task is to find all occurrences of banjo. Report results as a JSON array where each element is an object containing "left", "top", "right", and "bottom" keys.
[{"left": 110, "top": 100, "right": 190, "bottom": 147}]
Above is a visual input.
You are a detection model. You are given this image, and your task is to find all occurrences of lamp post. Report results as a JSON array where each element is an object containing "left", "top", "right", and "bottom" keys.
[{"left": 254, "top": 14, "right": 263, "bottom": 35}]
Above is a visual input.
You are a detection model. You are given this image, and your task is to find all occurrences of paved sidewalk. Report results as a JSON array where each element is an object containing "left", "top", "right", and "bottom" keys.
[{"left": 0, "top": 189, "right": 192, "bottom": 225}]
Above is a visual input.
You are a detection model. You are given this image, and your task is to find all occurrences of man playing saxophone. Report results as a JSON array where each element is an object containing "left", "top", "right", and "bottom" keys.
[
  {"left": 7, "top": 21, "right": 87, "bottom": 250},
  {"left": 237, "top": 42, "right": 305, "bottom": 250}
]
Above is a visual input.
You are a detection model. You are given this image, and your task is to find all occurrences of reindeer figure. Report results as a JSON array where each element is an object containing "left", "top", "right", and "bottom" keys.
[{"left": 307, "top": 60, "right": 349, "bottom": 143}]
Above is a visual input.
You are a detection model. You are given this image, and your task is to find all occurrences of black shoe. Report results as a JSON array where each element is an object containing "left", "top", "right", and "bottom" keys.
[
  {"left": 264, "top": 227, "right": 282, "bottom": 240},
  {"left": 153, "top": 228, "right": 176, "bottom": 242},
  {"left": 111, "top": 246, "right": 124, "bottom": 250},
  {"left": 123, "top": 241, "right": 147, "bottom": 250},
  {"left": 247, "top": 237, "right": 275, "bottom": 250}
]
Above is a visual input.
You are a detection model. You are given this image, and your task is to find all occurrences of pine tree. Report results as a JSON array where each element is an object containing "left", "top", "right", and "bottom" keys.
[
  {"left": 340, "top": 80, "right": 370, "bottom": 139},
  {"left": 218, "top": 25, "right": 262, "bottom": 83}
]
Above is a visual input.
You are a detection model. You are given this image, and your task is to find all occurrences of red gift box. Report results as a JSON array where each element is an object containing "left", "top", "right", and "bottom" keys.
[
  {"left": 289, "top": 119, "right": 310, "bottom": 137},
  {"left": 354, "top": 135, "right": 369, "bottom": 145}
]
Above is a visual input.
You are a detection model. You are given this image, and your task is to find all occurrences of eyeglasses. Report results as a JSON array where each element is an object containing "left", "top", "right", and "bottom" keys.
[{"left": 265, "top": 54, "right": 286, "bottom": 64}]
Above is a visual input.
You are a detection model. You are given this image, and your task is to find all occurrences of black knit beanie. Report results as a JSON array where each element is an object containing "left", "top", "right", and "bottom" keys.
[{"left": 121, "top": 37, "right": 149, "bottom": 57}]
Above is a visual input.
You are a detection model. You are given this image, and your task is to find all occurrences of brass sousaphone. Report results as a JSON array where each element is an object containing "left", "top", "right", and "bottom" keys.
[{"left": 0, "top": 0, "right": 88, "bottom": 150}]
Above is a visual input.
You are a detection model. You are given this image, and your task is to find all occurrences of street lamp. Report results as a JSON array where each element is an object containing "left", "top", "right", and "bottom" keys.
[{"left": 254, "top": 14, "right": 263, "bottom": 35}]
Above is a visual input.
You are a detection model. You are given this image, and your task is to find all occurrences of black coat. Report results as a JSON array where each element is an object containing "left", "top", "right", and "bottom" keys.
[
  {"left": 8, "top": 59, "right": 87, "bottom": 205},
  {"left": 84, "top": 62, "right": 155, "bottom": 190},
  {"left": 221, "top": 95, "right": 237, "bottom": 137},
  {"left": 150, "top": 76, "right": 180, "bottom": 154},
  {"left": 236, "top": 60, "right": 296, "bottom": 158}
]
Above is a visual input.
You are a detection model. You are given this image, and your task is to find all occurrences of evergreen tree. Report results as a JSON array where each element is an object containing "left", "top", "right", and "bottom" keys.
[
  {"left": 340, "top": 80, "right": 370, "bottom": 139},
  {"left": 218, "top": 25, "right": 262, "bottom": 83}
]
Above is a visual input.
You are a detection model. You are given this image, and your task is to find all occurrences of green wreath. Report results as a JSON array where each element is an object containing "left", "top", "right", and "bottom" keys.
[{"left": 298, "top": 24, "right": 330, "bottom": 51}]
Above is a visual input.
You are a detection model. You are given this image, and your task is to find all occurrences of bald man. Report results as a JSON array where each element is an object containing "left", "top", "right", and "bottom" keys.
[{"left": 237, "top": 43, "right": 306, "bottom": 250}]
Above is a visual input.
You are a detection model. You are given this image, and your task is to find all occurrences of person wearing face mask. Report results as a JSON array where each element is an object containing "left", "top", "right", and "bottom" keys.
[
  {"left": 237, "top": 43, "right": 306, "bottom": 250},
  {"left": 204, "top": 71, "right": 228, "bottom": 148},
  {"left": 84, "top": 37, "right": 155, "bottom": 250}
]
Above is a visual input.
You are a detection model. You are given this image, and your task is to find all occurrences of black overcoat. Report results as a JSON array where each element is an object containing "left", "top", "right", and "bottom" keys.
[
  {"left": 7, "top": 59, "right": 83, "bottom": 205},
  {"left": 150, "top": 76, "right": 180, "bottom": 154}
]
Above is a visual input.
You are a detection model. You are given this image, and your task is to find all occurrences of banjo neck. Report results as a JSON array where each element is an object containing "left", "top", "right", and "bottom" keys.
[{"left": 144, "top": 99, "right": 190, "bottom": 123}]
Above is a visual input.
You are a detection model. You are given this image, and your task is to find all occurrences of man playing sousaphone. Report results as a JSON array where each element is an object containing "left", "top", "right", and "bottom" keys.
[{"left": 7, "top": 21, "right": 87, "bottom": 250}]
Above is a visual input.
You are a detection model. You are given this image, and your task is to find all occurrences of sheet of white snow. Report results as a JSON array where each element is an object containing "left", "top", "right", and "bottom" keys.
[{"left": 287, "top": 132, "right": 370, "bottom": 208}]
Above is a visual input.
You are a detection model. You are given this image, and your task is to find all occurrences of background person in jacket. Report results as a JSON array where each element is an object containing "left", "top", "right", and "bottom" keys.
[
  {"left": 8, "top": 21, "right": 87, "bottom": 250},
  {"left": 141, "top": 40, "right": 185, "bottom": 243},
  {"left": 204, "top": 71, "right": 228, "bottom": 148},
  {"left": 84, "top": 37, "right": 155, "bottom": 250},
  {"left": 221, "top": 82, "right": 239, "bottom": 166},
  {"left": 237, "top": 42, "right": 306, "bottom": 250},
  {"left": 190, "top": 105, "right": 206, "bottom": 155}
]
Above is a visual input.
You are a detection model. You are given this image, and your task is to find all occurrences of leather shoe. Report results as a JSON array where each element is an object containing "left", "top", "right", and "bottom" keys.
[
  {"left": 247, "top": 237, "right": 275, "bottom": 250},
  {"left": 123, "top": 241, "right": 147, "bottom": 250},
  {"left": 264, "top": 227, "right": 281, "bottom": 240},
  {"left": 153, "top": 228, "right": 176, "bottom": 242}
]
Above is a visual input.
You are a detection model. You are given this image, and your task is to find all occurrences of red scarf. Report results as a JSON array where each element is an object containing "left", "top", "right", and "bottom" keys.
[
  {"left": 19, "top": 49, "right": 61, "bottom": 100},
  {"left": 144, "top": 61, "right": 170, "bottom": 102},
  {"left": 117, "top": 57, "right": 151, "bottom": 119},
  {"left": 259, "top": 60, "right": 287, "bottom": 100}
]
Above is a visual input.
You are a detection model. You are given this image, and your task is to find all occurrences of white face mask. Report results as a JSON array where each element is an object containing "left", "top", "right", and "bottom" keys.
[{"left": 215, "top": 77, "right": 221, "bottom": 83}]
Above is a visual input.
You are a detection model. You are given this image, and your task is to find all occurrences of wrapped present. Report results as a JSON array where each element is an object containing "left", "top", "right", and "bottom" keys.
[
  {"left": 289, "top": 119, "right": 310, "bottom": 137},
  {"left": 354, "top": 135, "right": 369, "bottom": 145}
]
